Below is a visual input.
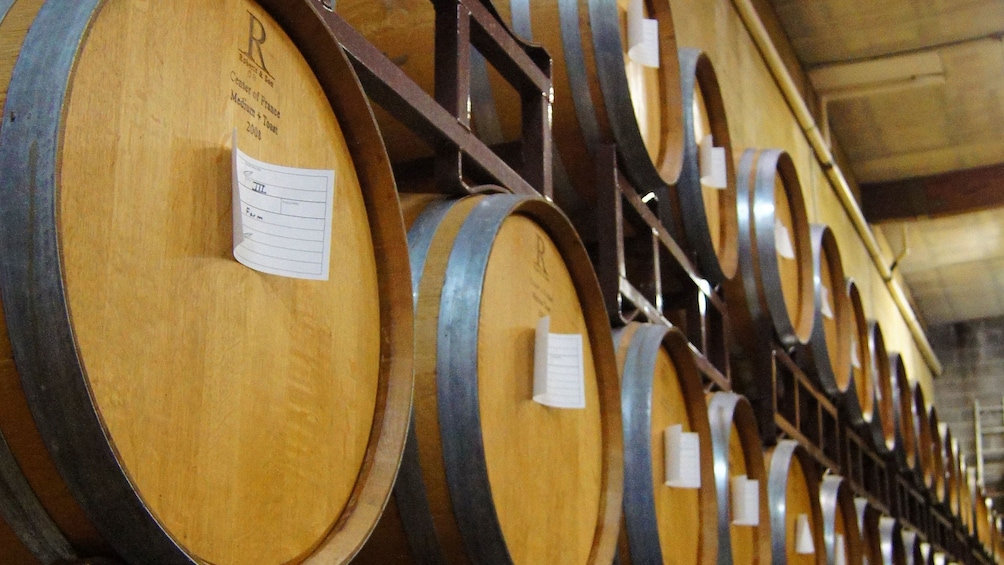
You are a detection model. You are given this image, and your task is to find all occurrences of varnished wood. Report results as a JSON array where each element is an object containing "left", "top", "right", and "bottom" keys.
[
  {"left": 929, "top": 407, "right": 947, "bottom": 503},
  {"left": 0, "top": 1, "right": 414, "bottom": 562},
  {"left": 0, "top": 0, "right": 42, "bottom": 114},
  {"left": 479, "top": 215, "right": 604, "bottom": 564},
  {"left": 674, "top": 48, "right": 738, "bottom": 285},
  {"left": 862, "top": 162, "right": 1004, "bottom": 223},
  {"left": 724, "top": 149, "right": 813, "bottom": 353},
  {"left": 0, "top": 0, "right": 107, "bottom": 558},
  {"left": 60, "top": 4, "right": 381, "bottom": 562},
  {"left": 614, "top": 323, "right": 717, "bottom": 565},
  {"left": 338, "top": 0, "right": 684, "bottom": 206},
  {"left": 845, "top": 279, "right": 875, "bottom": 427},
  {"left": 707, "top": 392, "right": 771, "bottom": 564},
  {"left": 868, "top": 321, "right": 897, "bottom": 453},
  {"left": 913, "top": 382, "right": 935, "bottom": 490},
  {"left": 820, "top": 476, "right": 863, "bottom": 565},
  {"left": 358, "top": 194, "right": 622, "bottom": 565},
  {"left": 890, "top": 353, "right": 917, "bottom": 470},
  {"left": 764, "top": 442, "right": 825, "bottom": 565},
  {"left": 818, "top": 231, "right": 852, "bottom": 394},
  {"left": 942, "top": 427, "right": 958, "bottom": 512}
]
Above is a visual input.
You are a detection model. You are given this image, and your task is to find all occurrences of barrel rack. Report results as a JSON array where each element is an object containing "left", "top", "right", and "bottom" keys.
[
  {"left": 319, "top": 0, "right": 997, "bottom": 561},
  {"left": 326, "top": 0, "right": 991, "bottom": 562}
]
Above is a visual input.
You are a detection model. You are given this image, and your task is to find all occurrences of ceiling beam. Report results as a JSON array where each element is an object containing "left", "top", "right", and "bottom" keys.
[{"left": 862, "top": 161, "right": 1004, "bottom": 222}]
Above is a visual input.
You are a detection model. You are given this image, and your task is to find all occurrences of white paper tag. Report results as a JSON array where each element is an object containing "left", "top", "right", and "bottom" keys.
[
  {"left": 699, "top": 134, "right": 728, "bottom": 190},
  {"left": 851, "top": 337, "right": 862, "bottom": 369},
  {"left": 820, "top": 284, "right": 835, "bottom": 319},
  {"left": 919, "top": 542, "right": 931, "bottom": 560},
  {"left": 533, "top": 316, "right": 586, "bottom": 409},
  {"left": 774, "top": 219, "right": 796, "bottom": 260},
  {"left": 664, "top": 424, "right": 701, "bottom": 488},
  {"left": 731, "top": 475, "right": 759, "bottom": 526},
  {"left": 231, "top": 132, "right": 335, "bottom": 280},
  {"left": 795, "top": 513, "right": 814, "bottom": 554},
  {"left": 627, "top": 0, "right": 659, "bottom": 68},
  {"left": 834, "top": 533, "right": 847, "bottom": 565},
  {"left": 933, "top": 553, "right": 946, "bottom": 565}
]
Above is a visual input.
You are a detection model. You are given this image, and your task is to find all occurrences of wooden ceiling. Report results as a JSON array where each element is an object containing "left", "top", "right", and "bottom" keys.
[{"left": 770, "top": 0, "right": 1004, "bottom": 328}]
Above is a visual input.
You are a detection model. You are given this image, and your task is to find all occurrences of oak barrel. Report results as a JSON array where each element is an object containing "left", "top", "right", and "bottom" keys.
[
  {"left": 0, "top": 1, "right": 415, "bottom": 563},
  {"left": 940, "top": 427, "right": 958, "bottom": 512},
  {"left": 877, "top": 516, "right": 906, "bottom": 565},
  {"left": 765, "top": 440, "right": 826, "bottom": 565},
  {"left": 819, "top": 475, "right": 862, "bottom": 565},
  {"left": 674, "top": 48, "right": 738, "bottom": 285},
  {"left": 901, "top": 529, "right": 925, "bottom": 565},
  {"left": 613, "top": 323, "right": 717, "bottom": 565},
  {"left": 913, "top": 382, "right": 936, "bottom": 491},
  {"left": 724, "top": 148, "right": 814, "bottom": 350},
  {"left": 960, "top": 461, "right": 974, "bottom": 535},
  {"left": 858, "top": 501, "right": 905, "bottom": 565},
  {"left": 707, "top": 392, "right": 772, "bottom": 564},
  {"left": 854, "top": 498, "right": 883, "bottom": 565},
  {"left": 930, "top": 407, "right": 947, "bottom": 504},
  {"left": 796, "top": 224, "right": 852, "bottom": 400},
  {"left": 975, "top": 484, "right": 990, "bottom": 551},
  {"left": 866, "top": 321, "right": 896, "bottom": 455},
  {"left": 355, "top": 193, "right": 623, "bottom": 565},
  {"left": 889, "top": 353, "right": 918, "bottom": 472},
  {"left": 842, "top": 280, "right": 874, "bottom": 429},
  {"left": 336, "top": 0, "right": 685, "bottom": 213}
]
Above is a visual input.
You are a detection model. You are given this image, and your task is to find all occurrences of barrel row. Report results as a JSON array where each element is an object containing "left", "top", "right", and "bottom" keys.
[{"left": 0, "top": 1, "right": 996, "bottom": 564}]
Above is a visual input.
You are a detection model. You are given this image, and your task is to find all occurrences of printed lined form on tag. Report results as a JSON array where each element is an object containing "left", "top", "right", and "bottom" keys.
[{"left": 232, "top": 132, "right": 336, "bottom": 280}]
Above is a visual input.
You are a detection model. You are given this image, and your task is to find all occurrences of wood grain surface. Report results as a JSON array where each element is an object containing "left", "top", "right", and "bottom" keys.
[
  {"left": 479, "top": 214, "right": 603, "bottom": 564},
  {"left": 55, "top": 1, "right": 386, "bottom": 562}
]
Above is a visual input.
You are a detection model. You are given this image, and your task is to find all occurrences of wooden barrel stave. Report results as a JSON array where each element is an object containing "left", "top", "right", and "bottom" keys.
[
  {"left": 842, "top": 279, "right": 874, "bottom": 430},
  {"left": 357, "top": 194, "right": 623, "bottom": 565},
  {"left": 336, "top": 0, "right": 685, "bottom": 215},
  {"left": 941, "top": 426, "right": 958, "bottom": 512},
  {"left": 1, "top": 1, "right": 108, "bottom": 560},
  {"left": 930, "top": 407, "right": 947, "bottom": 504},
  {"left": 614, "top": 323, "right": 717, "bottom": 565},
  {"left": 854, "top": 498, "right": 883, "bottom": 564},
  {"left": 673, "top": 48, "right": 737, "bottom": 285},
  {"left": 877, "top": 516, "right": 906, "bottom": 565},
  {"left": 819, "top": 475, "right": 863, "bottom": 565},
  {"left": 913, "top": 382, "right": 936, "bottom": 491},
  {"left": 725, "top": 148, "right": 814, "bottom": 351},
  {"left": 889, "top": 353, "right": 918, "bottom": 472},
  {"left": 797, "top": 224, "right": 852, "bottom": 400},
  {"left": 0, "top": 1, "right": 414, "bottom": 563},
  {"left": 707, "top": 392, "right": 771, "bottom": 564},
  {"left": 867, "top": 321, "right": 896, "bottom": 455},
  {"left": 765, "top": 440, "right": 826, "bottom": 564}
]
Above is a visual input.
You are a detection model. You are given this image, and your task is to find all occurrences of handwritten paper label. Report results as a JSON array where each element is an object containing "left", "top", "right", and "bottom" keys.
[
  {"left": 627, "top": 0, "right": 659, "bottom": 68},
  {"left": 795, "top": 513, "right": 815, "bottom": 554},
  {"left": 731, "top": 475, "right": 759, "bottom": 526},
  {"left": 232, "top": 132, "right": 335, "bottom": 280},
  {"left": 533, "top": 316, "right": 586, "bottom": 409},
  {"left": 775, "top": 219, "right": 796, "bottom": 260},
  {"left": 820, "top": 284, "right": 835, "bottom": 319},
  {"left": 851, "top": 337, "right": 862, "bottom": 369},
  {"left": 664, "top": 424, "right": 701, "bottom": 488},
  {"left": 699, "top": 134, "right": 728, "bottom": 189},
  {"left": 835, "top": 533, "right": 847, "bottom": 565}
]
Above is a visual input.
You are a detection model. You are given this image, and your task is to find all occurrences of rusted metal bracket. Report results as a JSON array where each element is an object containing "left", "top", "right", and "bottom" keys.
[
  {"left": 314, "top": 0, "right": 551, "bottom": 198},
  {"left": 594, "top": 143, "right": 730, "bottom": 390}
]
